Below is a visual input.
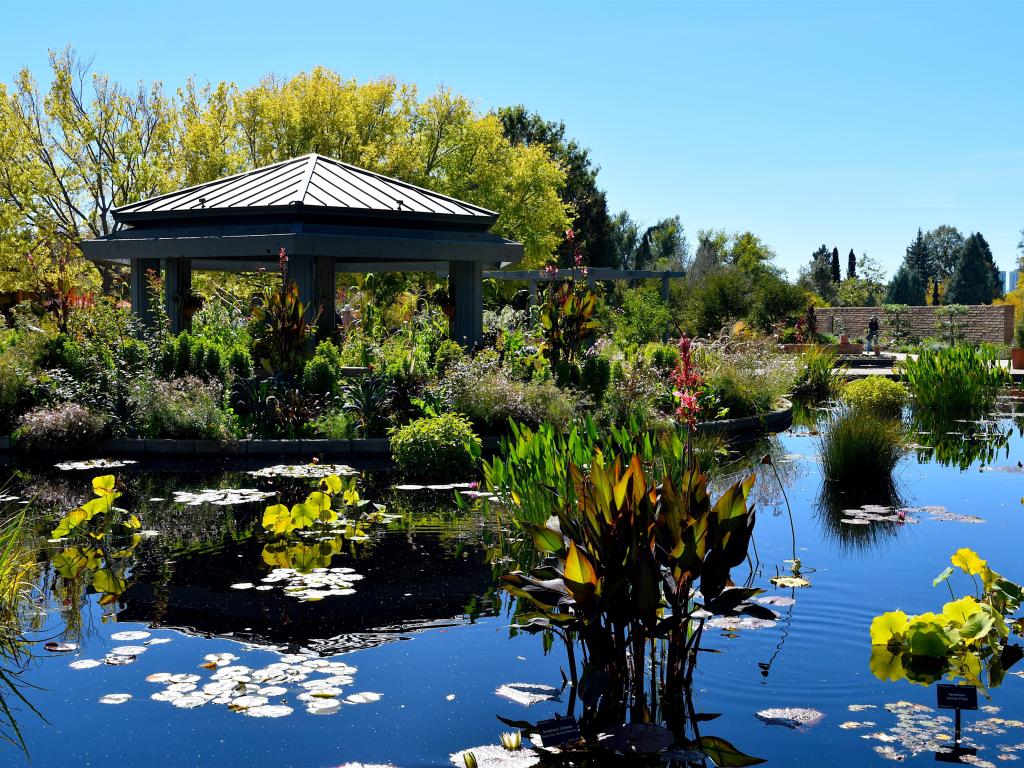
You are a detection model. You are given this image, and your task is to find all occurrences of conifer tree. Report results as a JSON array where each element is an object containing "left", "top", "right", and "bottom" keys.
[
  {"left": 847, "top": 249, "right": 857, "bottom": 280},
  {"left": 831, "top": 246, "right": 841, "bottom": 283},
  {"left": 946, "top": 233, "right": 997, "bottom": 304}
]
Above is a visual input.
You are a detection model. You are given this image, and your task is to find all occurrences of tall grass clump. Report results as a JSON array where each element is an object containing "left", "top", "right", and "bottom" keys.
[
  {"left": 792, "top": 346, "right": 844, "bottom": 400},
  {"left": 820, "top": 408, "right": 904, "bottom": 492},
  {"left": 900, "top": 345, "right": 1010, "bottom": 415}
]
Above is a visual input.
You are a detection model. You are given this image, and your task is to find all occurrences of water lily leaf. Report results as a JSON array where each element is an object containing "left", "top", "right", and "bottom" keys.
[
  {"left": 951, "top": 548, "right": 987, "bottom": 576},
  {"left": 44, "top": 641, "right": 78, "bottom": 653},
  {"left": 320, "top": 475, "right": 343, "bottom": 495},
  {"left": 262, "top": 504, "right": 293, "bottom": 535},
  {"left": 768, "top": 576, "right": 810, "bottom": 588},
  {"left": 290, "top": 502, "right": 318, "bottom": 529},
  {"left": 92, "top": 475, "right": 117, "bottom": 496},
  {"left": 98, "top": 693, "right": 131, "bottom": 704},
  {"left": 52, "top": 508, "right": 90, "bottom": 539},
  {"left": 942, "top": 595, "right": 981, "bottom": 626},
  {"left": 692, "top": 735, "right": 766, "bottom": 766},
  {"left": 906, "top": 623, "right": 951, "bottom": 657},
  {"left": 870, "top": 611, "right": 909, "bottom": 647},
  {"left": 959, "top": 610, "right": 995, "bottom": 643},
  {"left": 91, "top": 568, "right": 127, "bottom": 595},
  {"left": 869, "top": 648, "right": 906, "bottom": 682}
]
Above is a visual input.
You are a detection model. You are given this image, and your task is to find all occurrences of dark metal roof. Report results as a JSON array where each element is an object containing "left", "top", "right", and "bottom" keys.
[{"left": 114, "top": 153, "right": 498, "bottom": 228}]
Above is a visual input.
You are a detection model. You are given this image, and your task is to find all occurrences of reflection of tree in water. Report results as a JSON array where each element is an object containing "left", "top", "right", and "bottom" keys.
[
  {"left": 815, "top": 482, "right": 907, "bottom": 553},
  {"left": 909, "top": 410, "right": 1011, "bottom": 470},
  {"left": 710, "top": 435, "right": 804, "bottom": 518}
]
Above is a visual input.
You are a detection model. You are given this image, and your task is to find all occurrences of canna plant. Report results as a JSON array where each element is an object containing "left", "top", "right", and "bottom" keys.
[{"left": 869, "top": 548, "right": 1024, "bottom": 691}]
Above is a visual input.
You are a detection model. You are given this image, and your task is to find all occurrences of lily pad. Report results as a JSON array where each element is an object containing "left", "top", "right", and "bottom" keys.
[
  {"left": 248, "top": 464, "right": 357, "bottom": 479},
  {"left": 55, "top": 458, "right": 137, "bottom": 471},
  {"left": 450, "top": 746, "right": 540, "bottom": 768},
  {"left": 756, "top": 707, "right": 825, "bottom": 729},
  {"left": 69, "top": 659, "right": 102, "bottom": 670},
  {"left": 495, "top": 682, "right": 560, "bottom": 706},
  {"left": 99, "top": 693, "right": 132, "bottom": 704},
  {"left": 110, "top": 631, "right": 151, "bottom": 641},
  {"left": 769, "top": 576, "right": 811, "bottom": 588},
  {"left": 44, "top": 642, "right": 78, "bottom": 653}
]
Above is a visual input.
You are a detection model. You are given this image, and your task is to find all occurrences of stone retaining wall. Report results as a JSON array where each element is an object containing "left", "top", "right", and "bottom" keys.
[{"left": 814, "top": 305, "right": 1014, "bottom": 344}]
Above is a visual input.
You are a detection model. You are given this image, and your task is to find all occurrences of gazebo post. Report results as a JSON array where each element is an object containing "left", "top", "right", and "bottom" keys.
[
  {"left": 449, "top": 260, "right": 483, "bottom": 348},
  {"left": 162, "top": 257, "right": 193, "bottom": 333},
  {"left": 291, "top": 254, "right": 336, "bottom": 337},
  {"left": 129, "top": 257, "right": 160, "bottom": 329}
]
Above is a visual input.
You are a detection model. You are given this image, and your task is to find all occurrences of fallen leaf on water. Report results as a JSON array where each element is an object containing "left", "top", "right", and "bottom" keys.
[{"left": 755, "top": 707, "right": 824, "bottom": 728}]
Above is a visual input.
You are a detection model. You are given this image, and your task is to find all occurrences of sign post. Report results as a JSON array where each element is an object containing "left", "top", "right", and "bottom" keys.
[{"left": 935, "top": 684, "right": 978, "bottom": 763}]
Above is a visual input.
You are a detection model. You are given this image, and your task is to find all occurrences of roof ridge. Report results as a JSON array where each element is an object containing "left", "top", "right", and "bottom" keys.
[
  {"left": 315, "top": 155, "right": 498, "bottom": 217},
  {"left": 294, "top": 154, "right": 320, "bottom": 205}
]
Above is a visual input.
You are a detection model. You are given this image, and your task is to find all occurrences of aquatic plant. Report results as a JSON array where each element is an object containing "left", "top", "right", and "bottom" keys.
[
  {"left": 791, "top": 346, "right": 843, "bottom": 400},
  {"left": 842, "top": 376, "right": 907, "bottom": 416},
  {"left": 389, "top": 414, "right": 482, "bottom": 482},
  {"left": 261, "top": 474, "right": 361, "bottom": 535},
  {"left": 50, "top": 475, "right": 140, "bottom": 541},
  {"left": 250, "top": 254, "right": 319, "bottom": 377},
  {"left": 900, "top": 345, "right": 1009, "bottom": 416},
  {"left": 869, "top": 548, "right": 1024, "bottom": 690},
  {"left": 819, "top": 409, "right": 904, "bottom": 493},
  {"left": 537, "top": 252, "right": 600, "bottom": 384}
]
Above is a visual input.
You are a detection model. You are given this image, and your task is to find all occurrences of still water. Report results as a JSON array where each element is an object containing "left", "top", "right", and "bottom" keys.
[{"left": 2, "top": 413, "right": 1023, "bottom": 767}]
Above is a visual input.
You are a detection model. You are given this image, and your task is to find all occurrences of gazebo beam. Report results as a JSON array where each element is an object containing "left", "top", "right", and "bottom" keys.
[
  {"left": 162, "top": 257, "right": 193, "bottom": 333},
  {"left": 450, "top": 260, "right": 483, "bottom": 348}
]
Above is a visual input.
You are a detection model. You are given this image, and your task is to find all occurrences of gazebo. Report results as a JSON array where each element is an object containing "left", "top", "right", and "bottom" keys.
[{"left": 80, "top": 153, "right": 523, "bottom": 346}]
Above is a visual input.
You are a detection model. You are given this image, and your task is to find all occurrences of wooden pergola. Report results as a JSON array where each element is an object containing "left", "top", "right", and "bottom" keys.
[{"left": 80, "top": 153, "right": 523, "bottom": 346}]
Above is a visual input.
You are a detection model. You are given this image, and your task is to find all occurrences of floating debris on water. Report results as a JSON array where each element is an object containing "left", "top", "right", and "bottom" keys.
[
  {"left": 756, "top": 707, "right": 825, "bottom": 729},
  {"left": 769, "top": 576, "right": 811, "bottom": 588},
  {"left": 55, "top": 458, "right": 137, "bottom": 471},
  {"left": 495, "top": 682, "right": 560, "bottom": 706},
  {"left": 841, "top": 504, "right": 984, "bottom": 526},
  {"left": 172, "top": 489, "right": 275, "bottom": 506},
  {"left": 705, "top": 615, "right": 778, "bottom": 630}
]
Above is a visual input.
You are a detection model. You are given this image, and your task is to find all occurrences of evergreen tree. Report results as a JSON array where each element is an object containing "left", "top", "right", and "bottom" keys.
[
  {"left": 886, "top": 264, "right": 926, "bottom": 305},
  {"left": 831, "top": 246, "right": 841, "bottom": 283},
  {"left": 800, "top": 244, "right": 835, "bottom": 299},
  {"left": 946, "top": 233, "right": 997, "bottom": 304},
  {"left": 973, "top": 232, "right": 1001, "bottom": 299},
  {"left": 847, "top": 249, "right": 857, "bottom": 279},
  {"left": 905, "top": 228, "right": 932, "bottom": 279}
]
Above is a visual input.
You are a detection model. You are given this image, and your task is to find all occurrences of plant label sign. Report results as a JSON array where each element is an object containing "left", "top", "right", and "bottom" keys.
[
  {"left": 937, "top": 684, "right": 977, "bottom": 711},
  {"left": 536, "top": 715, "right": 580, "bottom": 747}
]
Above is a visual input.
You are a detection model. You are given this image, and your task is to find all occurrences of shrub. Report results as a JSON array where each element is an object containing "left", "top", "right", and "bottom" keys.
[
  {"left": 15, "top": 403, "right": 109, "bottom": 447},
  {"left": 312, "top": 408, "right": 358, "bottom": 439},
  {"left": 749, "top": 277, "right": 807, "bottom": 331},
  {"left": 685, "top": 267, "right": 752, "bottom": 337},
  {"left": 131, "top": 376, "right": 230, "bottom": 440},
  {"left": 615, "top": 284, "right": 670, "bottom": 346},
  {"left": 302, "top": 340, "right": 345, "bottom": 395},
  {"left": 820, "top": 408, "right": 904, "bottom": 491},
  {"left": 641, "top": 342, "right": 680, "bottom": 373},
  {"left": 900, "top": 345, "right": 1010, "bottom": 415},
  {"left": 389, "top": 414, "right": 481, "bottom": 481},
  {"left": 431, "top": 339, "right": 465, "bottom": 375},
  {"left": 158, "top": 332, "right": 248, "bottom": 383},
  {"left": 842, "top": 376, "right": 908, "bottom": 415},
  {"left": 580, "top": 355, "right": 612, "bottom": 405}
]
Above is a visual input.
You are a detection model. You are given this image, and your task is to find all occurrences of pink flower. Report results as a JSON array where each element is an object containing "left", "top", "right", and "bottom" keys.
[{"left": 565, "top": 228, "right": 575, "bottom": 243}]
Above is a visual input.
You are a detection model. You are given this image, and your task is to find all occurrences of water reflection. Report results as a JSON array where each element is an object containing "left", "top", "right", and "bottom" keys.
[
  {"left": 909, "top": 410, "right": 1011, "bottom": 470},
  {"left": 815, "top": 484, "right": 907, "bottom": 552}
]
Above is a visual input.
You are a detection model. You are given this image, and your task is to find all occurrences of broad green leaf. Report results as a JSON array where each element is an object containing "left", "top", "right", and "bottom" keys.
[
  {"left": 290, "top": 502, "right": 318, "bottom": 529},
  {"left": 91, "top": 568, "right": 127, "bottom": 595},
  {"left": 869, "top": 647, "right": 907, "bottom": 682},
  {"left": 907, "top": 622, "right": 952, "bottom": 657},
  {"left": 320, "top": 475, "right": 343, "bottom": 495},
  {"left": 342, "top": 489, "right": 360, "bottom": 506},
  {"left": 92, "top": 475, "right": 117, "bottom": 497},
  {"left": 262, "top": 504, "right": 292, "bottom": 535},
  {"left": 951, "top": 548, "right": 986, "bottom": 576},
  {"left": 943, "top": 596, "right": 981, "bottom": 626},
  {"left": 693, "top": 735, "right": 766, "bottom": 767},
  {"left": 52, "top": 508, "right": 90, "bottom": 539},
  {"left": 305, "top": 491, "right": 332, "bottom": 513},
  {"left": 124, "top": 514, "right": 142, "bottom": 530},
  {"left": 959, "top": 611, "right": 995, "bottom": 644},
  {"left": 564, "top": 541, "right": 597, "bottom": 586},
  {"left": 870, "top": 610, "right": 909, "bottom": 646},
  {"left": 522, "top": 522, "right": 564, "bottom": 554}
]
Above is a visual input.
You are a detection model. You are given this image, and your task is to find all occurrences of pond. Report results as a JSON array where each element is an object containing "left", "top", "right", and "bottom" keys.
[{"left": 2, "top": 408, "right": 1024, "bottom": 767}]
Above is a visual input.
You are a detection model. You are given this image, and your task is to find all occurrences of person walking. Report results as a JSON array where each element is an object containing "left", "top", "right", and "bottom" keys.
[{"left": 866, "top": 315, "right": 880, "bottom": 355}]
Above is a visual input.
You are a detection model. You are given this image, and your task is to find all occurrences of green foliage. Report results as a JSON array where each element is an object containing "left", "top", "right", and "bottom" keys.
[
  {"left": 614, "top": 284, "right": 669, "bottom": 345},
  {"left": 431, "top": 339, "right": 465, "bottom": 376},
  {"left": 934, "top": 304, "right": 968, "bottom": 345},
  {"left": 819, "top": 408, "right": 904, "bottom": 491},
  {"left": 842, "top": 376, "right": 908, "bottom": 415},
  {"left": 900, "top": 345, "right": 1009, "bottom": 415},
  {"left": 883, "top": 304, "right": 912, "bottom": 344},
  {"left": 580, "top": 355, "right": 612, "bottom": 406},
  {"left": 748, "top": 276, "right": 807, "bottom": 331},
  {"left": 130, "top": 376, "right": 230, "bottom": 440},
  {"left": 157, "top": 331, "right": 248, "bottom": 382},
  {"left": 640, "top": 342, "right": 680, "bottom": 373},
  {"left": 389, "top": 414, "right": 482, "bottom": 481},
  {"left": 886, "top": 264, "right": 926, "bottom": 306},
  {"left": 947, "top": 233, "right": 999, "bottom": 304},
  {"left": 685, "top": 267, "right": 752, "bottom": 337},
  {"left": 301, "top": 340, "right": 345, "bottom": 396},
  {"left": 1015, "top": 315, "right": 1024, "bottom": 349},
  {"left": 791, "top": 347, "right": 843, "bottom": 400},
  {"left": 869, "top": 548, "right": 1024, "bottom": 690},
  {"left": 341, "top": 374, "right": 395, "bottom": 438},
  {"left": 312, "top": 408, "right": 358, "bottom": 439}
]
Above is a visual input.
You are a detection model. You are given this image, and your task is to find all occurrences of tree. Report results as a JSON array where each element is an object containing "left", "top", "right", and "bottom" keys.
[
  {"left": 886, "top": 264, "right": 926, "bottom": 305},
  {"left": 689, "top": 229, "right": 729, "bottom": 281},
  {"left": 497, "top": 105, "right": 615, "bottom": 267},
  {"left": 831, "top": 246, "right": 841, "bottom": 283},
  {"left": 946, "top": 233, "right": 997, "bottom": 304},
  {"left": 923, "top": 225, "right": 964, "bottom": 282},
  {"left": 797, "top": 244, "right": 835, "bottom": 300},
  {"left": 847, "top": 249, "right": 857, "bottom": 280},
  {"left": 728, "top": 231, "right": 777, "bottom": 276},
  {"left": 972, "top": 232, "right": 1001, "bottom": 299},
  {"left": 905, "top": 228, "right": 932, "bottom": 279},
  {"left": 634, "top": 216, "right": 689, "bottom": 271}
]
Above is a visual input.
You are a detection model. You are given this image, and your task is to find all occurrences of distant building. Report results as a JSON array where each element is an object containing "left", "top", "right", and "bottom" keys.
[{"left": 1008, "top": 269, "right": 1020, "bottom": 293}]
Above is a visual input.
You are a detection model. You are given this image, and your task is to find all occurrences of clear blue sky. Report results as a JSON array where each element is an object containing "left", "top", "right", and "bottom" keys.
[{"left": 4, "top": 0, "right": 1023, "bottom": 278}]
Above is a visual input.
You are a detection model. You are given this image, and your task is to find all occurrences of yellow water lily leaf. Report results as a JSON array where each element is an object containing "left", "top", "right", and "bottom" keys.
[
  {"left": 92, "top": 475, "right": 117, "bottom": 497},
  {"left": 942, "top": 595, "right": 981, "bottom": 626},
  {"left": 869, "top": 647, "right": 906, "bottom": 682},
  {"left": 870, "top": 610, "right": 909, "bottom": 646},
  {"left": 951, "top": 548, "right": 986, "bottom": 576},
  {"left": 769, "top": 575, "right": 811, "bottom": 588}
]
